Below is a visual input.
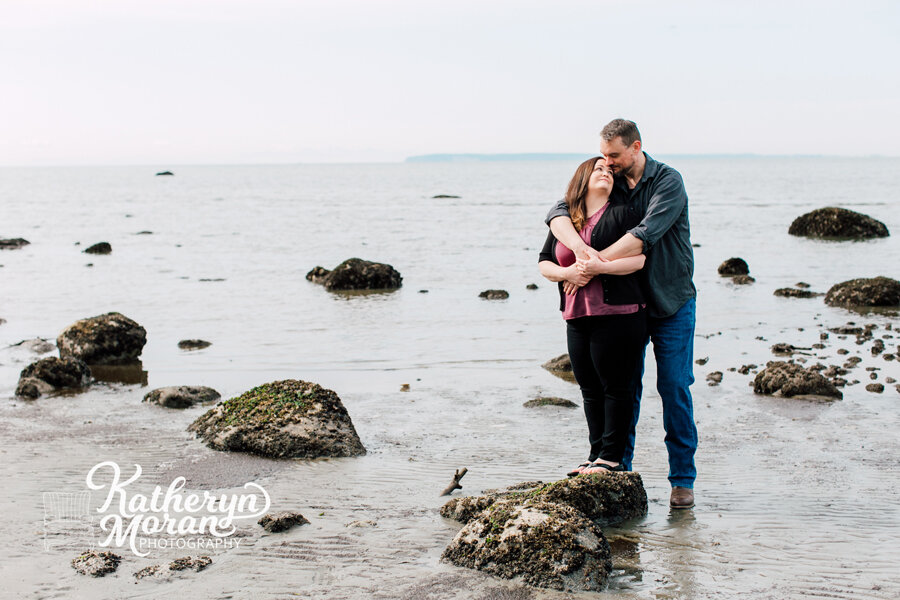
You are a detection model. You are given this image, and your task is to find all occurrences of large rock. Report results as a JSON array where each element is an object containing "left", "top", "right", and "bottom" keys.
[
  {"left": 753, "top": 361, "right": 843, "bottom": 399},
  {"left": 307, "top": 258, "right": 402, "bottom": 291},
  {"left": 788, "top": 207, "right": 889, "bottom": 239},
  {"left": 188, "top": 379, "right": 366, "bottom": 458},
  {"left": 143, "top": 386, "right": 221, "bottom": 408},
  {"left": 17, "top": 357, "right": 91, "bottom": 398},
  {"left": 0, "top": 238, "right": 30, "bottom": 250},
  {"left": 718, "top": 257, "right": 749, "bottom": 276},
  {"left": 442, "top": 498, "right": 612, "bottom": 592},
  {"left": 441, "top": 474, "right": 647, "bottom": 528},
  {"left": 57, "top": 312, "right": 147, "bottom": 365},
  {"left": 824, "top": 277, "right": 900, "bottom": 308}
]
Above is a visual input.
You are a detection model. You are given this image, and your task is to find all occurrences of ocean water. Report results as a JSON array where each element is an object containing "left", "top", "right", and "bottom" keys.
[{"left": 1, "top": 157, "right": 899, "bottom": 599}]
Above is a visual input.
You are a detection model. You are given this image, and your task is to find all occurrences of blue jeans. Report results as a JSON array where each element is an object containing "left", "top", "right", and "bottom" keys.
[{"left": 622, "top": 297, "right": 698, "bottom": 488}]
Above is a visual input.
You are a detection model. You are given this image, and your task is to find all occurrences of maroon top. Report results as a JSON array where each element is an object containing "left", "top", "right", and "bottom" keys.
[{"left": 554, "top": 203, "right": 642, "bottom": 320}]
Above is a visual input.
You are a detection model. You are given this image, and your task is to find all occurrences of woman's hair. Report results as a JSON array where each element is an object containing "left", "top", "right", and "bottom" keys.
[{"left": 564, "top": 156, "right": 602, "bottom": 232}]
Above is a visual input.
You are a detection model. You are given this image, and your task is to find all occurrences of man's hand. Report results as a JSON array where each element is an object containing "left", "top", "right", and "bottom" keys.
[{"left": 576, "top": 254, "right": 610, "bottom": 276}]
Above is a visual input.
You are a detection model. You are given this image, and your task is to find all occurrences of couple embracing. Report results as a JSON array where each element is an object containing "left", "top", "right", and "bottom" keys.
[{"left": 538, "top": 119, "right": 698, "bottom": 510}]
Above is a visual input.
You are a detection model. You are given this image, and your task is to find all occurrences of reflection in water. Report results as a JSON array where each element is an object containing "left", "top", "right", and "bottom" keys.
[
  {"left": 89, "top": 361, "right": 148, "bottom": 386},
  {"left": 608, "top": 533, "right": 644, "bottom": 586}
]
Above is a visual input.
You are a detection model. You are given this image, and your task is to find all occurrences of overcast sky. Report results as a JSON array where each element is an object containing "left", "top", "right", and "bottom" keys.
[{"left": 2, "top": 0, "right": 898, "bottom": 165}]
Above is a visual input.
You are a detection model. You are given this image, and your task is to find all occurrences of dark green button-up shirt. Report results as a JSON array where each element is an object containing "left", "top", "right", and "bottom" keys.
[{"left": 545, "top": 153, "right": 696, "bottom": 319}]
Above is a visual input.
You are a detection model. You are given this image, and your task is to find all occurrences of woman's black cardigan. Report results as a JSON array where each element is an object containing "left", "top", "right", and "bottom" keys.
[{"left": 538, "top": 201, "right": 647, "bottom": 312}]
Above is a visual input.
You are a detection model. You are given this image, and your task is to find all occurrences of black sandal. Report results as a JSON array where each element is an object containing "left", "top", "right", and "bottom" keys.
[
  {"left": 567, "top": 461, "right": 592, "bottom": 477},
  {"left": 581, "top": 461, "right": 625, "bottom": 475}
]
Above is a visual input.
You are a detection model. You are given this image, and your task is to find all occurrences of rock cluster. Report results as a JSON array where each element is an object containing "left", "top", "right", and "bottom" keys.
[
  {"left": 306, "top": 258, "right": 402, "bottom": 291},
  {"left": 441, "top": 474, "right": 647, "bottom": 591},
  {"left": 788, "top": 207, "right": 889, "bottom": 239},
  {"left": 753, "top": 361, "right": 842, "bottom": 399},
  {"left": 188, "top": 379, "right": 366, "bottom": 459},
  {"left": 57, "top": 312, "right": 147, "bottom": 365}
]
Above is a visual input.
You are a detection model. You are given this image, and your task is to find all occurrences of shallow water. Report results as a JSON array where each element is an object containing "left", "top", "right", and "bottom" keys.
[{"left": 1, "top": 158, "right": 899, "bottom": 599}]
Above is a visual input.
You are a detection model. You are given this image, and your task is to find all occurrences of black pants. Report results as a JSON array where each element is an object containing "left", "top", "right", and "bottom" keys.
[{"left": 566, "top": 309, "right": 647, "bottom": 463}]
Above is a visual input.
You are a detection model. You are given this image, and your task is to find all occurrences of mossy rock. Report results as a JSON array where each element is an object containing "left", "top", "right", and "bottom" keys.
[
  {"left": 57, "top": 312, "right": 147, "bottom": 365},
  {"left": 718, "top": 257, "right": 749, "bottom": 276},
  {"left": 442, "top": 498, "right": 612, "bottom": 591},
  {"left": 753, "top": 361, "right": 842, "bottom": 399},
  {"left": 523, "top": 397, "right": 577, "bottom": 408},
  {"left": 188, "top": 379, "right": 366, "bottom": 458}
]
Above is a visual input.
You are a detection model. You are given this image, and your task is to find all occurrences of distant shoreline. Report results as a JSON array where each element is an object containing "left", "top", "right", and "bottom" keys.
[{"left": 403, "top": 152, "right": 879, "bottom": 163}]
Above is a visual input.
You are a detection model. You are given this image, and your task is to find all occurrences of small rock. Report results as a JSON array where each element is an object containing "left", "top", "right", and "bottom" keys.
[
  {"left": 479, "top": 289, "right": 509, "bottom": 300},
  {"left": 706, "top": 371, "right": 723, "bottom": 385},
  {"left": 541, "top": 354, "right": 575, "bottom": 382},
  {"left": 886, "top": 377, "right": 896, "bottom": 384},
  {"left": 71, "top": 550, "right": 121, "bottom": 577},
  {"left": 0, "top": 238, "right": 30, "bottom": 250},
  {"left": 718, "top": 257, "right": 749, "bottom": 276},
  {"left": 305, "top": 266, "right": 331, "bottom": 284},
  {"left": 346, "top": 520, "right": 377, "bottom": 528},
  {"left": 796, "top": 282, "right": 811, "bottom": 288},
  {"left": 133, "top": 565, "right": 163, "bottom": 579},
  {"left": 84, "top": 242, "right": 112, "bottom": 255},
  {"left": 143, "top": 386, "right": 221, "bottom": 408},
  {"left": 526, "top": 283, "right": 539, "bottom": 290},
  {"left": 771, "top": 343, "right": 798, "bottom": 355},
  {"left": 432, "top": 194, "right": 460, "bottom": 199},
  {"left": 737, "top": 364, "right": 757, "bottom": 375},
  {"left": 866, "top": 383, "right": 884, "bottom": 394},
  {"left": 886, "top": 354, "right": 896, "bottom": 361},
  {"left": 774, "top": 288, "right": 819, "bottom": 298},
  {"left": 258, "top": 511, "right": 310, "bottom": 532},
  {"left": 822, "top": 365, "right": 848, "bottom": 378},
  {"left": 731, "top": 274, "right": 755, "bottom": 284},
  {"left": 788, "top": 207, "right": 889, "bottom": 239},
  {"left": 870, "top": 372, "right": 878, "bottom": 381},
  {"left": 400, "top": 383, "right": 410, "bottom": 392},
  {"left": 178, "top": 339, "right": 212, "bottom": 350},
  {"left": 418, "top": 289, "right": 429, "bottom": 293},
  {"left": 820, "top": 332, "right": 829, "bottom": 340},
  {"left": 872, "top": 339, "right": 885, "bottom": 356},
  {"left": 21, "top": 338, "right": 55, "bottom": 354},
  {"left": 845, "top": 356, "right": 863, "bottom": 366},
  {"left": 156, "top": 171, "right": 175, "bottom": 176},
  {"left": 523, "top": 397, "right": 577, "bottom": 408},
  {"left": 695, "top": 357, "right": 709, "bottom": 365},
  {"left": 168, "top": 556, "right": 211, "bottom": 572},
  {"left": 837, "top": 349, "right": 849, "bottom": 355},
  {"left": 812, "top": 343, "right": 826, "bottom": 349}
]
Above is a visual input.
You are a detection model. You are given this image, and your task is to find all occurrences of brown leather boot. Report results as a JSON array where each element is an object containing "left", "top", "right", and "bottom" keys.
[{"left": 670, "top": 486, "right": 694, "bottom": 509}]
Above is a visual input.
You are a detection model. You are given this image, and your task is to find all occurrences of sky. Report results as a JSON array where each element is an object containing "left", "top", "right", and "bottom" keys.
[{"left": 2, "top": 0, "right": 899, "bottom": 165}]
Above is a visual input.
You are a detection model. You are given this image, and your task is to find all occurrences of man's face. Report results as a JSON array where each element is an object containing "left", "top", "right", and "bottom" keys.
[{"left": 600, "top": 136, "right": 640, "bottom": 177}]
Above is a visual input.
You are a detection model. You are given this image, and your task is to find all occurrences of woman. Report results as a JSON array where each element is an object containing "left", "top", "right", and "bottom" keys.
[{"left": 538, "top": 156, "right": 647, "bottom": 476}]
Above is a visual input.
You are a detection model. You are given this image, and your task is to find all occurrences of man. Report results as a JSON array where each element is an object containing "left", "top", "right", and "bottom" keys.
[{"left": 546, "top": 119, "right": 698, "bottom": 509}]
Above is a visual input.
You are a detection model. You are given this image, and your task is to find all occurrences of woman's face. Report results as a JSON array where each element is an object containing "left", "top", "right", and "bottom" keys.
[{"left": 588, "top": 160, "right": 614, "bottom": 194}]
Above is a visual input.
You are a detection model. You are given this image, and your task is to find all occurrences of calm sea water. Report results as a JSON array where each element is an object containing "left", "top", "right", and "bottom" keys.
[{"left": 1, "top": 158, "right": 899, "bottom": 599}]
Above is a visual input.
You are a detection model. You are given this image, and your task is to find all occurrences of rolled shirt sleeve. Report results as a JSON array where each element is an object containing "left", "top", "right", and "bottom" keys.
[
  {"left": 627, "top": 171, "right": 687, "bottom": 252},
  {"left": 544, "top": 199, "right": 569, "bottom": 226}
]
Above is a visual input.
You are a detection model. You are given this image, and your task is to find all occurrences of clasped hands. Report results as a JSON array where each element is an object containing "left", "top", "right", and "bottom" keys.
[{"left": 562, "top": 246, "right": 609, "bottom": 295}]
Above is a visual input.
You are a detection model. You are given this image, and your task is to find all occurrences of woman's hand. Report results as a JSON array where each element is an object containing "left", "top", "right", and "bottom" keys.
[
  {"left": 576, "top": 254, "right": 609, "bottom": 276},
  {"left": 562, "top": 265, "right": 591, "bottom": 295}
]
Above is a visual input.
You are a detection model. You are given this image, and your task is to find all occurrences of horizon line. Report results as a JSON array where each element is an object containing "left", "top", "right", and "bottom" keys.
[{"left": 1, "top": 152, "right": 898, "bottom": 168}]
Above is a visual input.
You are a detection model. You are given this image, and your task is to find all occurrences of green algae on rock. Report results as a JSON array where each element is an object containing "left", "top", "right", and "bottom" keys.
[
  {"left": 442, "top": 498, "right": 612, "bottom": 592},
  {"left": 188, "top": 379, "right": 366, "bottom": 459}
]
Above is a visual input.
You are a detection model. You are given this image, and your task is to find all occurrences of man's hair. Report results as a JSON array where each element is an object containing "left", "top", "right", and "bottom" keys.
[{"left": 600, "top": 119, "right": 641, "bottom": 147}]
